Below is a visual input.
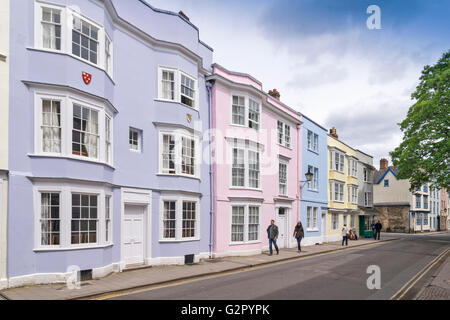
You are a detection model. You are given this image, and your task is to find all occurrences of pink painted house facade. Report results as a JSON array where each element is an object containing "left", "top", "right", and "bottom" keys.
[{"left": 207, "top": 64, "right": 303, "bottom": 257}]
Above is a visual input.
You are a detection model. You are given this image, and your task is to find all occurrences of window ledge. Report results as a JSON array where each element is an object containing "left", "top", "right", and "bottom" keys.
[
  {"left": 156, "top": 173, "right": 201, "bottom": 181},
  {"left": 230, "top": 187, "right": 263, "bottom": 192},
  {"left": 307, "top": 189, "right": 319, "bottom": 193},
  {"left": 306, "top": 228, "right": 319, "bottom": 232},
  {"left": 229, "top": 240, "right": 261, "bottom": 246},
  {"left": 159, "top": 238, "right": 200, "bottom": 243},
  {"left": 34, "top": 243, "right": 113, "bottom": 252},
  {"left": 27, "top": 47, "right": 115, "bottom": 84},
  {"left": 28, "top": 153, "right": 115, "bottom": 169},
  {"left": 154, "top": 98, "right": 199, "bottom": 112},
  {"left": 277, "top": 143, "right": 292, "bottom": 151},
  {"left": 307, "top": 148, "right": 319, "bottom": 155}
]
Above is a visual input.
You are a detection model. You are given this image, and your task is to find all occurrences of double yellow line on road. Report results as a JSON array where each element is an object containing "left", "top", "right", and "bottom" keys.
[{"left": 390, "top": 247, "right": 450, "bottom": 300}]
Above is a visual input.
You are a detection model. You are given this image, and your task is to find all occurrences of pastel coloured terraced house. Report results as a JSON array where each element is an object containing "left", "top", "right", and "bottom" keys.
[
  {"left": 207, "top": 64, "right": 303, "bottom": 257},
  {"left": 326, "top": 128, "right": 360, "bottom": 242},
  {"left": 3, "top": 0, "right": 213, "bottom": 288},
  {"left": 300, "top": 116, "right": 328, "bottom": 245},
  {"left": 0, "top": 0, "right": 10, "bottom": 290}
]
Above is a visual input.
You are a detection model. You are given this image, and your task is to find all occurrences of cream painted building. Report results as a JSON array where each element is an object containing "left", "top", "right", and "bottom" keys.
[
  {"left": 373, "top": 159, "right": 431, "bottom": 233},
  {"left": 326, "top": 128, "right": 360, "bottom": 242},
  {"left": 0, "top": 0, "right": 9, "bottom": 289}
]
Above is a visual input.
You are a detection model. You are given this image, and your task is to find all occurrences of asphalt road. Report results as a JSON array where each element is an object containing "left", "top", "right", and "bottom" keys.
[{"left": 111, "top": 233, "right": 450, "bottom": 300}]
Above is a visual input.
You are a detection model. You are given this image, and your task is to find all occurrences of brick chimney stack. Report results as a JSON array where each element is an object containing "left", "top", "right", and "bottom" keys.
[
  {"left": 268, "top": 89, "right": 280, "bottom": 100},
  {"left": 380, "top": 158, "right": 388, "bottom": 170},
  {"left": 329, "top": 127, "right": 338, "bottom": 139}
]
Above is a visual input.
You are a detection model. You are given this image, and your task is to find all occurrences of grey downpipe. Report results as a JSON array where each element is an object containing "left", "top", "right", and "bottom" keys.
[{"left": 206, "top": 80, "right": 214, "bottom": 259}]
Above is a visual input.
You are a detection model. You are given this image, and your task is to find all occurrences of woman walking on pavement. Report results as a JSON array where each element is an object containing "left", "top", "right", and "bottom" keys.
[{"left": 293, "top": 221, "right": 304, "bottom": 252}]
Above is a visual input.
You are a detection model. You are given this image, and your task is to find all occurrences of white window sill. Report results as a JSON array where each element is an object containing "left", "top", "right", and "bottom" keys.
[
  {"left": 306, "top": 228, "right": 319, "bottom": 232},
  {"left": 229, "top": 240, "right": 261, "bottom": 246},
  {"left": 129, "top": 148, "right": 141, "bottom": 153},
  {"left": 27, "top": 47, "right": 114, "bottom": 83},
  {"left": 157, "top": 173, "right": 201, "bottom": 181},
  {"left": 307, "top": 148, "right": 319, "bottom": 155},
  {"left": 34, "top": 243, "right": 113, "bottom": 252},
  {"left": 230, "top": 187, "right": 263, "bottom": 192},
  {"left": 28, "top": 153, "right": 115, "bottom": 169},
  {"left": 154, "top": 98, "right": 199, "bottom": 112},
  {"left": 277, "top": 143, "right": 292, "bottom": 150},
  {"left": 159, "top": 238, "right": 200, "bottom": 243}
]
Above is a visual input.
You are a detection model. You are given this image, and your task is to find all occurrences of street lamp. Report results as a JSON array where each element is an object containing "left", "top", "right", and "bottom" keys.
[{"left": 300, "top": 168, "right": 314, "bottom": 187}]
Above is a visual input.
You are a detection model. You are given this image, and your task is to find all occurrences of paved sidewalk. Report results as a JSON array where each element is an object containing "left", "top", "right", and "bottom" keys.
[
  {"left": 415, "top": 255, "right": 450, "bottom": 300},
  {"left": 0, "top": 237, "right": 397, "bottom": 300}
]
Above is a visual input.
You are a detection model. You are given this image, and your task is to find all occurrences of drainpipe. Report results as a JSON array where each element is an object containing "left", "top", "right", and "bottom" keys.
[
  {"left": 297, "top": 124, "right": 301, "bottom": 223},
  {"left": 206, "top": 79, "right": 214, "bottom": 259}
]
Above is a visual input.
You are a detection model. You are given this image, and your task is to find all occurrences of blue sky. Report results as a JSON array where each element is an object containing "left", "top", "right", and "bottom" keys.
[{"left": 147, "top": 0, "right": 449, "bottom": 166}]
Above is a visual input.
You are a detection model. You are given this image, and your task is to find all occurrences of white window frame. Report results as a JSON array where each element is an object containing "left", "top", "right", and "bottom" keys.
[
  {"left": 348, "top": 185, "right": 358, "bottom": 204},
  {"left": 330, "top": 181, "right": 345, "bottom": 202},
  {"left": 34, "top": 2, "right": 113, "bottom": 76},
  {"left": 331, "top": 213, "right": 339, "bottom": 230},
  {"left": 350, "top": 215, "right": 355, "bottom": 228},
  {"left": 33, "top": 182, "right": 112, "bottom": 251},
  {"left": 330, "top": 149, "right": 345, "bottom": 173},
  {"left": 364, "top": 192, "right": 372, "bottom": 207},
  {"left": 348, "top": 158, "right": 357, "bottom": 177},
  {"left": 279, "top": 160, "right": 288, "bottom": 196},
  {"left": 277, "top": 120, "right": 291, "bottom": 148},
  {"left": 158, "top": 127, "right": 201, "bottom": 179},
  {"left": 159, "top": 194, "right": 200, "bottom": 242},
  {"left": 229, "top": 203, "right": 261, "bottom": 244},
  {"left": 129, "top": 127, "right": 141, "bottom": 153},
  {"left": 307, "top": 130, "right": 319, "bottom": 152},
  {"left": 104, "top": 31, "right": 113, "bottom": 77},
  {"left": 307, "top": 166, "right": 319, "bottom": 191},
  {"left": 33, "top": 89, "right": 114, "bottom": 166},
  {"left": 229, "top": 139, "right": 262, "bottom": 190},
  {"left": 157, "top": 66, "right": 199, "bottom": 110},
  {"left": 229, "top": 92, "right": 261, "bottom": 131}
]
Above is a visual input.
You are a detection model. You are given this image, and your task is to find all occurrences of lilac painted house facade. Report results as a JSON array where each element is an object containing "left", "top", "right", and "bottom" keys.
[{"left": 4, "top": 0, "right": 213, "bottom": 288}]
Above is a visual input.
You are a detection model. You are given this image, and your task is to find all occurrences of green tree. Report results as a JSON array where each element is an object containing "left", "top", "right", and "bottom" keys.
[{"left": 390, "top": 50, "right": 450, "bottom": 190}]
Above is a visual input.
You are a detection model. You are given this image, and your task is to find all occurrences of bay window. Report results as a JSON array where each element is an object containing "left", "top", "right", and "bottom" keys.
[
  {"left": 35, "top": 3, "right": 113, "bottom": 75},
  {"left": 330, "top": 181, "right": 345, "bottom": 202},
  {"left": 158, "top": 67, "right": 198, "bottom": 109},
  {"left": 231, "top": 204, "right": 260, "bottom": 243},
  {"left": 35, "top": 184, "right": 113, "bottom": 250},
  {"left": 248, "top": 150, "right": 260, "bottom": 189},
  {"left": 330, "top": 149, "right": 345, "bottom": 172},
  {"left": 348, "top": 158, "right": 357, "bottom": 177},
  {"left": 231, "top": 94, "right": 260, "bottom": 130},
  {"left": 159, "top": 128, "right": 200, "bottom": 178},
  {"left": 348, "top": 185, "right": 358, "bottom": 204},
  {"left": 35, "top": 91, "right": 114, "bottom": 165}
]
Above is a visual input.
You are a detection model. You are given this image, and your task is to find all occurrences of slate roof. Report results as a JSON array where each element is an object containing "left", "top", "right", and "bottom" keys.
[{"left": 373, "top": 166, "right": 399, "bottom": 184}]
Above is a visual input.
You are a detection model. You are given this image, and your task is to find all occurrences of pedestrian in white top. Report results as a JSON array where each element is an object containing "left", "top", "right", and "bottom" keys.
[{"left": 341, "top": 224, "right": 349, "bottom": 246}]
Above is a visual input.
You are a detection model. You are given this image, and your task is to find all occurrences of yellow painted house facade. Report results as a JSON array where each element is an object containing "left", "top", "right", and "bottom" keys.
[{"left": 326, "top": 129, "right": 360, "bottom": 242}]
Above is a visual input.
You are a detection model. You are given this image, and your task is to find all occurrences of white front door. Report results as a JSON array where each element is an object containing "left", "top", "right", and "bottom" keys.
[
  {"left": 123, "top": 205, "right": 145, "bottom": 265},
  {"left": 276, "top": 208, "right": 288, "bottom": 248}
]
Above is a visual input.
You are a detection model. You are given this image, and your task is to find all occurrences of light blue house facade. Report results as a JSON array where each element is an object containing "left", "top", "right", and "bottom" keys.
[
  {"left": 5, "top": 0, "right": 213, "bottom": 288},
  {"left": 299, "top": 115, "right": 328, "bottom": 245}
]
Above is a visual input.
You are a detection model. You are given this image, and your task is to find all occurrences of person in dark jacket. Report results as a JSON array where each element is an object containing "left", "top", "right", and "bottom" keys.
[
  {"left": 375, "top": 221, "right": 382, "bottom": 240},
  {"left": 293, "top": 221, "right": 304, "bottom": 252},
  {"left": 267, "top": 220, "right": 279, "bottom": 255}
]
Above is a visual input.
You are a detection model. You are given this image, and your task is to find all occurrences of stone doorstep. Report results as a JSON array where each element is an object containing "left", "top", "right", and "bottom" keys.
[{"left": 0, "top": 238, "right": 397, "bottom": 300}]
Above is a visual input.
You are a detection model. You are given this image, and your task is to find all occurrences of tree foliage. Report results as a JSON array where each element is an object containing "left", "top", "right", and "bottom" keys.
[{"left": 390, "top": 50, "right": 450, "bottom": 190}]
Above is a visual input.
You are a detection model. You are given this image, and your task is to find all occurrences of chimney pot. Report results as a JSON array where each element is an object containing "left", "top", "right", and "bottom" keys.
[
  {"left": 329, "top": 127, "right": 338, "bottom": 139},
  {"left": 178, "top": 10, "right": 190, "bottom": 21},
  {"left": 268, "top": 89, "right": 280, "bottom": 100}
]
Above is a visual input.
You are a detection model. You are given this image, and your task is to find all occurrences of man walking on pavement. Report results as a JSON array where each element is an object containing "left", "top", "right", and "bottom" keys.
[
  {"left": 341, "top": 224, "right": 349, "bottom": 246},
  {"left": 375, "top": 220, "right": 382, "bottom": 240},
  {"left": 267, "top": 219, "right": 279, "bottom": 255}
]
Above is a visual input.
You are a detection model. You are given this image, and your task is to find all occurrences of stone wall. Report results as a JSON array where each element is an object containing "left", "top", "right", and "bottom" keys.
[{"left": 374, "top": 205, "right": 411, "bottom": 233}]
